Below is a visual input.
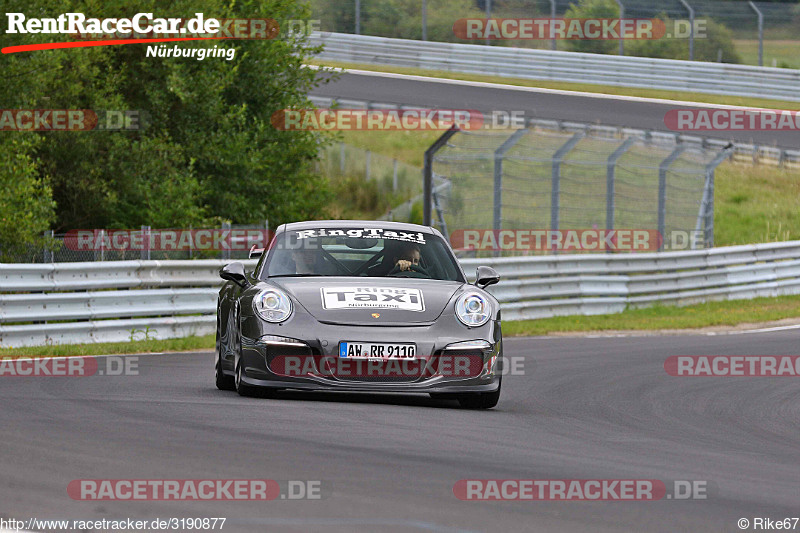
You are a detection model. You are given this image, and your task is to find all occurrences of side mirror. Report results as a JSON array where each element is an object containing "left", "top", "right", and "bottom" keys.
[
  {"left": 220, "top": 262, "right": 249, "bottom": 288},
  {"left": 475, "top": 266, "right": 500, "bottom": 289}
]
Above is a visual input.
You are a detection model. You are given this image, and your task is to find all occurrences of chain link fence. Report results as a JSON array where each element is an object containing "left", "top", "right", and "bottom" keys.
[
  {"left": 319, "top": 142, "right": 422, "bottom": 201},
  {"left": 428, "top": 121, "right": 734, "bottom": 256},
  {"left": 316, "top": 141, "right": 428, "bottom": 222}
]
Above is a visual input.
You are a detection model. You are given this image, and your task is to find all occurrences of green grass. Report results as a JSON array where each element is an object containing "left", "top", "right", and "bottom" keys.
[
  {"left": 0, "top": 334, "right": 215, "bottom": 358},
  {"left": 319, "top": 141, "right": 425, "bottom": 219},
  {"left": 310, "top": 59, "right": 800, "bottom": 110},
  {"left": 734, "top": 39, "right": 800, "bottom": 69},
  {"left": 715, "top": 163, "right": 800, "bottom": 245},
  {"left": 503, "top": 295, "right": 800, "bottom": 336},
  {"left": 334, "top": 130, "right": 441, "bottom": 168}
]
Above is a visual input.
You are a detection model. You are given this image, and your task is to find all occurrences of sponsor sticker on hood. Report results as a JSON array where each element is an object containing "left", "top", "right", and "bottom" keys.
[{"left": 320, "top": 287, "right": 425, "bottom": 312}]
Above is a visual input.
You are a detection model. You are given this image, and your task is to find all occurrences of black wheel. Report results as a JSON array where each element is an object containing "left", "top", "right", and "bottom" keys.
[
  {"left": 235, "top": 359, "right": 276, "bottom": 398},
  {"left": 457, "top": 380, "right": 501, "bottom": 410},
  {"left": 215, "top": 357, "right": 236, "bottom": 391},
  {"left": 215, "top": 320, "right": 235, "bottom": 391}
]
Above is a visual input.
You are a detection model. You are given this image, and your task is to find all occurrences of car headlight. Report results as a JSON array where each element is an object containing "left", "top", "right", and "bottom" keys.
[
  {"left": 253, "top": 288, "right": 293, "bottom": 323},
  {"left": 455, "top": 292, "right": 491, "bottom": 327}
]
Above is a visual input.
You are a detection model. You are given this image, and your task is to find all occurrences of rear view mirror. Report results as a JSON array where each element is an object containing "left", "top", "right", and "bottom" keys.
[
  {"left": 345, "top": 236, "right": 379, "bottom": 249},
  {"left": 220, "top": 262, "right": 249, "bottom": 288},
  {"left": 475, "top": 266, "right": 500, "bottom": 289}
]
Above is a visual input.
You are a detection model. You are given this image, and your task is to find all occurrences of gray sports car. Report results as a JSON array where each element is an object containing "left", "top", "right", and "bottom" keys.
[{"left": 214, "top": 220, "right": 502, "bottom": 409}]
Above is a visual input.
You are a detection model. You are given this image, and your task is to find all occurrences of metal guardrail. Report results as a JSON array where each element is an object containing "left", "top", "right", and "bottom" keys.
[
  {"left": 462, "top": 240, "right": 800, "bottom": 320},
  {"left": 2, "top": 241, "right": 800, "bottom": 346},
  {"left": 310, "top": 32, "right": 800, "bottom": 102},
  {"left": 0, "top": 260, "right": 256, "bottom": 348}
]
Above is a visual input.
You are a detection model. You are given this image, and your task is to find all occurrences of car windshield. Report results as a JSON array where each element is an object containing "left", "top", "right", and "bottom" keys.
[{"left": 262, "top": 227, "right": 464, "bottom": 282}]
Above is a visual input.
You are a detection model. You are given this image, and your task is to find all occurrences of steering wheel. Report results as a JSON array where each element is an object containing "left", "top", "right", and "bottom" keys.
[{"left": 387, "top": 263, "right": 430, "bottom": 278}]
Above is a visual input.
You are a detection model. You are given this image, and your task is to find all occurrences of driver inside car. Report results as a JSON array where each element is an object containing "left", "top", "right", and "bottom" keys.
[{"left": 393, "top": 243, "right": 421, "bottom": 272}]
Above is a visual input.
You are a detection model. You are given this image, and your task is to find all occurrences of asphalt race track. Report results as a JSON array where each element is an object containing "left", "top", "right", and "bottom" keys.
[
  {"left": 310, "top": 70, "right": 800, "bottom": 149},
  {"left": 2, "top": 330, "right": 799, "bottom": 532}
]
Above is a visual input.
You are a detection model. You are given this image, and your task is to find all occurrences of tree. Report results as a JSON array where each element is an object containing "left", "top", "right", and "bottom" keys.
[
  {"left": 0, "top": 135, "right": 56, "bottom": 261},
  {"left": 628, "top": 15, "right": 741, "bottom": 63},
  {"left": 564, "top": 0, "right": 620, "bottom": 55},
  {"left": 0, "top": 0, "right": 334, "bottom": 243}
]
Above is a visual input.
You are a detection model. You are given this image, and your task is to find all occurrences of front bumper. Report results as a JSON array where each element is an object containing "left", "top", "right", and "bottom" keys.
[{"left": 235, "top": 315, "right": 502, "bottom": 394}]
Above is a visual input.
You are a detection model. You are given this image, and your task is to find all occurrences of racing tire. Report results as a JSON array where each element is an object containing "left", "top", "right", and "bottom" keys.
[
  {"left": 215, "top": 322, "right": 236, "bottom": 391},
  {"left": 215, "top": 357, "right": 236, "bottom": 391},
  {"left": 235, "top": 359, "right": 276, "bottom": 399}
]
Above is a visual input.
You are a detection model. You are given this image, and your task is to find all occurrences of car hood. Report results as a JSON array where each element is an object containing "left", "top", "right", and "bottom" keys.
[{"left": 269, "top": 277, "right": 465, "bottom": 326}]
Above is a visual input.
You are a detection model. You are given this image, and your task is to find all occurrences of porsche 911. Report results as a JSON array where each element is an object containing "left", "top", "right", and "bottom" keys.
[{"left": 214, "top": 220, "right": 502, "bottom": 409}]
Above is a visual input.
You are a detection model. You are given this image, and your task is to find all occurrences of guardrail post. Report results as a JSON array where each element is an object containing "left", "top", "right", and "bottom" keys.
[
  {"left": 606, "top": 137, "right": 636, "bottom": 231},
  {"left": 423, "top": 125, "right": 459, "bottom": 226},
  {"left": 340, "top": 142, "right": 345, "bottom": 173},
  {"left": 43, "top": 230, "right": 54, "bottom": 263},
  {"left": 422, "top": 0, "right": 427, "bottom": 41},
  {"left": 365, "top": 150, "right": 371, "bottom": 180},
  {"left": 432, "top": 188, "right": 448, "bottom": 239},
  {"left": 549, "top": 0, "right": 557, "bottom": 50},
  {"left": 221, "top": 221, "right": 231, "bottom": 260},
  {"left": 355, "top": 0, "right": 361, "bottom": 35},
  {"left": 657, "top": 145, "right": 687, "bottom": 250},
  {"left": 93, "top": 229, "right": 99, "bottom": 261},
  {"left": 695, "top": 144, "right": 734, "bottom": 249},
  {"left": 614, "top": 0, "right": 624, "bottom": 55},
  {"left": 140, "top": 225, "right": 151, "bottom": 261},
  {"left": 679, "top": 0, "right": 695, "bottom": 60},
  {"left": 485, "top": 0, "right": 492, "bottom": 46},
  {"left": 748, "top": 1, "right": 764, "bottom": 66},
  {"left": 493, "top": 129, "right": 528, "bottom": 252},
  {"left": 392, "top": 159, "right": 399, "bottom": 191},
  {"left": 551, "top": 132, "right": 585, "bottom": 232}
]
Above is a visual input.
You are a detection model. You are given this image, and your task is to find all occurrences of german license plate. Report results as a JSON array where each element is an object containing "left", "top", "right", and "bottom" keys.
[{"left": 339, "top": 341, "right": 416, "bottom": 359}]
